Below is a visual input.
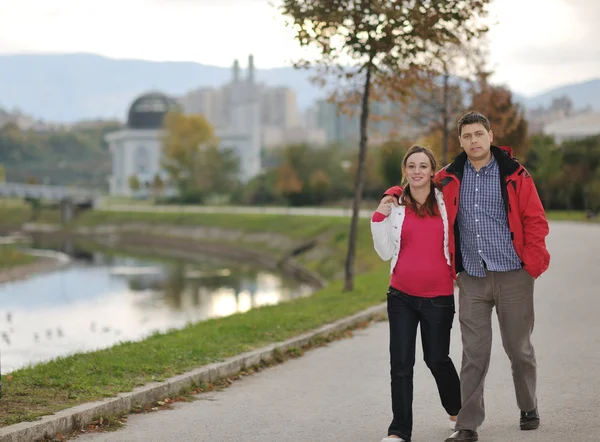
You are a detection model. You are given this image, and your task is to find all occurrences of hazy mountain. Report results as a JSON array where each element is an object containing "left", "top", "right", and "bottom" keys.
[
  {"left": 0, "top": 53, "right": 324, "bottom": 122},
  {"left": 521, "top": 78, "right": 600, "bottom": 111},
  {"left": 0, "top": 53, "right": 599, "bottom": 123}
]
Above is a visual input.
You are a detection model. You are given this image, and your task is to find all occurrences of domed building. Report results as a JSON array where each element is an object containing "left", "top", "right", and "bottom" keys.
[
  {"left": 106, "top": 57, "right": 262, "bottom": 197},
  {"left": 127, "top": 93, "right": 180, "bottom": 130},
  {"left": 105, "top": 92, "right": 179, "bottom": 196}
]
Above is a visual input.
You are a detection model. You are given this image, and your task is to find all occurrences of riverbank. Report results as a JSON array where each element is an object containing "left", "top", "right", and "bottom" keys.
[
  {"left": 0, "top": 246, "right": 71, "bottom": 284},
  {"left": 0, "top": 207, "right": 389, "bottom": 433},
  {"left": 0, "top": 248, "right": 36, "bottom": 271}
]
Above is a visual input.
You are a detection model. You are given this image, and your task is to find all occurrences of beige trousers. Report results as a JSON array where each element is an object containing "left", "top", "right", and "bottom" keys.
[{"left": 455, "top": 268, "right": 537, "bottom": 431}]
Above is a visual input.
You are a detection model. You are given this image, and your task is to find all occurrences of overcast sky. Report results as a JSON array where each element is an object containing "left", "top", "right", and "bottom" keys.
[{"left": 0, "top": 0, "right": 598, "bottom": 97}]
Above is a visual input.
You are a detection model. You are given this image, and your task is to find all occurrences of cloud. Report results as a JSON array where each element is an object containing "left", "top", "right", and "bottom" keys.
[
  {"left": 510, "top": 43, "right": 600, "bottom": 66},
  {"left": 1, "top": 0, "right": 599, "bottom": 96}
]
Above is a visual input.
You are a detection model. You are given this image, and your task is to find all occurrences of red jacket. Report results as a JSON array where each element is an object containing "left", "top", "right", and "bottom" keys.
[{"left": 384, "top": 146, "right": 550, "bottom": 278}]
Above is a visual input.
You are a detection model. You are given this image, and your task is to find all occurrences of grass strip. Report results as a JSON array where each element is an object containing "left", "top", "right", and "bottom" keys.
[{"left": 0, "top": 246, "right": 38, "bottom": 269}]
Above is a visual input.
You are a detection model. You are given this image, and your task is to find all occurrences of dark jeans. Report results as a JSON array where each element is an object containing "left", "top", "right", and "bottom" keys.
[{"left": 387, "top": 287, "right": 461, "bottom": 441}]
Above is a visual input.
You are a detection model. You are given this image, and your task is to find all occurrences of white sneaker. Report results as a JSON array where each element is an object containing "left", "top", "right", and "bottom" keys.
[{"left": 380, "top": 438, "right": 407, "bottom": 442}]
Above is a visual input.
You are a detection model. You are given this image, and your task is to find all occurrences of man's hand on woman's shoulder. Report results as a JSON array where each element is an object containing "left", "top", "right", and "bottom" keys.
[
  {"left": 375, "top": 200, "right": 394, "bottom": 217},
  {"left": 381, "top": 194, "right": 400, "bottom": 207}
]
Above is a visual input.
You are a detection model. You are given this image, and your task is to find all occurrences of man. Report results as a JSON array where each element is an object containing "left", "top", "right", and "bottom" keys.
[{"left": 381, "top": 111, "right": 550, "bottom": 441}]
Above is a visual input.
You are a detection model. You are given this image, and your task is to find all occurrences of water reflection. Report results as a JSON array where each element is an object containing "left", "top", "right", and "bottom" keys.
[{"left": 0, "top": 238, "right": 314, "bottom": 372}]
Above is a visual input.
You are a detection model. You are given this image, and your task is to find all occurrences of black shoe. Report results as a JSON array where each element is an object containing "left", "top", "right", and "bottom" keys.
[
  {"left": 444, "top": 430, "right": 478, "bottom": 441},
  {"left": 520, "top": 408, "right": 540, "bottom": 430}
]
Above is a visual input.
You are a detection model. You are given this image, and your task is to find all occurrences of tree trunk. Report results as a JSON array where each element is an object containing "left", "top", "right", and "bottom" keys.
[
  {"left": 442, "top": 72, "right": 449, "bottom": 165},
  {"left": 344, "top": 63, "right": 372, "bottom": 292}
]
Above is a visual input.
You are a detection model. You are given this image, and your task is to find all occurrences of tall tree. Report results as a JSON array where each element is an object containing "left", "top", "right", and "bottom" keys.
[
  {"left": 308, "top": 170, "right": 332, "bottom": 204},
  {"left": 275, "top": 162, "right": 303, "bottom": 200},
  {"left": 407, "top": 40, "right": 487, "bottom": 164},
  {"left": 195, "top": 145, "right": 240, "bottom": 196},
  {"left": 162, "top": 111, "right": 239, "bottom": 200},
  {"left": 524, "top": 134, "right": 564, "bottom": 209},
  {"left": 585, "top": 168, "right": 600, "bottom": 213},
  {"left": 280, "top": 0, "right": 491, "bottom": 290},
  {"left": 469, "top": 72, "right": 529, "bottom": 158},
  {"left": 162, "top": 111, "right": 216, "bottom": 196}
]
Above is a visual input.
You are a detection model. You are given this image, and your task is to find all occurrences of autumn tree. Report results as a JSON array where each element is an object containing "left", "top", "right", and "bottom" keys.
[
  {"left": 162, "top": 111, "right": 239, "bottom": 202},
  {"left": 280, "top": 0, "right": 491, "bottom": 290},
  {"left": 275, "top": 162, "right": 304, "bottom": 204},
  {"left": 162, "top": 111, "right": 216, "bottom": 197},
  {"left": 194, "top": 145, "right": 240, "bottom": 196},
  {"left": 128, "top": 175, "right": 141, "bottom": 193},
  {"left": 273, "top": 143, "right": 349, "bottom": 205},
  {"left": 308, "top": 170, "right": 332, "bottom": 204},
  {"left": 151, "top": 173, "right": 165, "bottom": 199},
  {"left": 409, "top": 77, "right": 465, "bottom": 164},
  {"left": 424, "top": 40, "right": 488, "bottom": 164},
  {"left": 469, "top": 72, "right": 529, "bottom": 158}
]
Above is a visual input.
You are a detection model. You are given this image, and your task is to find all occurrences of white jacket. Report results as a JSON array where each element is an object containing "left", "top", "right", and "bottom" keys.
[{"left": 370, "top": 188, "right": 451, "bottom": 274}]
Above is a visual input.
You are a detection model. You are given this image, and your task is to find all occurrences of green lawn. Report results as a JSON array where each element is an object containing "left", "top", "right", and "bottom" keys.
[{"left": 545, "top": 210, "right": 597, "bottom": 222}]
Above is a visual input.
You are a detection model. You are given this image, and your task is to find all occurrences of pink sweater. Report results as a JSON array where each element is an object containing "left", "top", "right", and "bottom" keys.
[{"left": 372, "top": 208, "right": 453, "bottom": 297}]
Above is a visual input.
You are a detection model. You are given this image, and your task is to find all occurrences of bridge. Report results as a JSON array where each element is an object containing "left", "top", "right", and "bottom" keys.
[{"left": 0, "top": 182, "right": 102, "bottom": 222}]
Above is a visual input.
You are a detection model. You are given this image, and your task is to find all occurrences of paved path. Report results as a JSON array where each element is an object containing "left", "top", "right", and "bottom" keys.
[{"left": 76, "top": 222, "right": 600, "bottom": 442}]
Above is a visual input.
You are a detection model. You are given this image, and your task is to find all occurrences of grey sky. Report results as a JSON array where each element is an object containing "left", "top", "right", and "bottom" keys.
[{"left": 0, "top": 0, "right": 598, "bottom": 97}]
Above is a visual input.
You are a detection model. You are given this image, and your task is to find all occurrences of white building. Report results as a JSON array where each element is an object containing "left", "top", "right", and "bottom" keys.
[
  {"left": 105, "top": 93, "right": 177, "bottom": 196},
  {"left": 180, "top": 57, "right": 326, "bottom": 151},
  {"left": 106, "top": 56, "right": 262, "bottom": 196},
  {"left": 220, "top": 55, "right": 261, "bottom": 183},
  {"left": 542, "top": 112, "right": 600, "bottom": 143}
]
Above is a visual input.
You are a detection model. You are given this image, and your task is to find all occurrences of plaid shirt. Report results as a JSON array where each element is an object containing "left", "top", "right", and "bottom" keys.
[{"left": 458, "top": 156, "right": 522, "bottom": 277}]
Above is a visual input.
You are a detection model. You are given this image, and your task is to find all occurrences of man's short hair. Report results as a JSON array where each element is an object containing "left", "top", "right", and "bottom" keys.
[{"left": 458, "top": 111, "right": 491, "bottom": 136}]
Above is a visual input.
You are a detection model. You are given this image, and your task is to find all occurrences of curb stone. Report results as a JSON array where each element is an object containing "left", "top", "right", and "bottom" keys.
[{"left": 0, "top": 303, "right": 387, "bottom": 442}]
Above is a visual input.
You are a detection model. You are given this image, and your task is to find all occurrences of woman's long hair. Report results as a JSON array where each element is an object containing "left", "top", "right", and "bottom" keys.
[{"left": 400, "top": 145, "right": 439, "bottom": 217}]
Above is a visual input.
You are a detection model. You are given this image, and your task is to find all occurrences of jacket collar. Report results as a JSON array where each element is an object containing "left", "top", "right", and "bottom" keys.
[{"left": 445, "top": 145, "right": 520, "bottom": 179}]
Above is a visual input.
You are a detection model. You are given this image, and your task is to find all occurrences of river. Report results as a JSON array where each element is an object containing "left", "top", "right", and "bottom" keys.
[{"left": 0, "top": 238, "right": 314, "bottom": 373}]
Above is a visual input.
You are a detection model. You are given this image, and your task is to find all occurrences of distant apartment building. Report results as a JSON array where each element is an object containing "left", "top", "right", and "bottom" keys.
[
  {"left": 524, "top": 94, "right": 600, "bottom": 143},
  {"left": 0, "top": 108, "right": 36, "bottom": 130},
  {"left": 261, "top": 87, "right": 299, "bottom": 128},
  {"left": 526, "top": 95, "right": 593, "bottom": 134},
  {"left": 542, "top": 112, "right": 600, "bottom": 143},
  {"left": 310, "top": 99, "right": 424, "bottom": 146},
  {"left": 178, "top": 60, "right": 325, "bottom": 150}
]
